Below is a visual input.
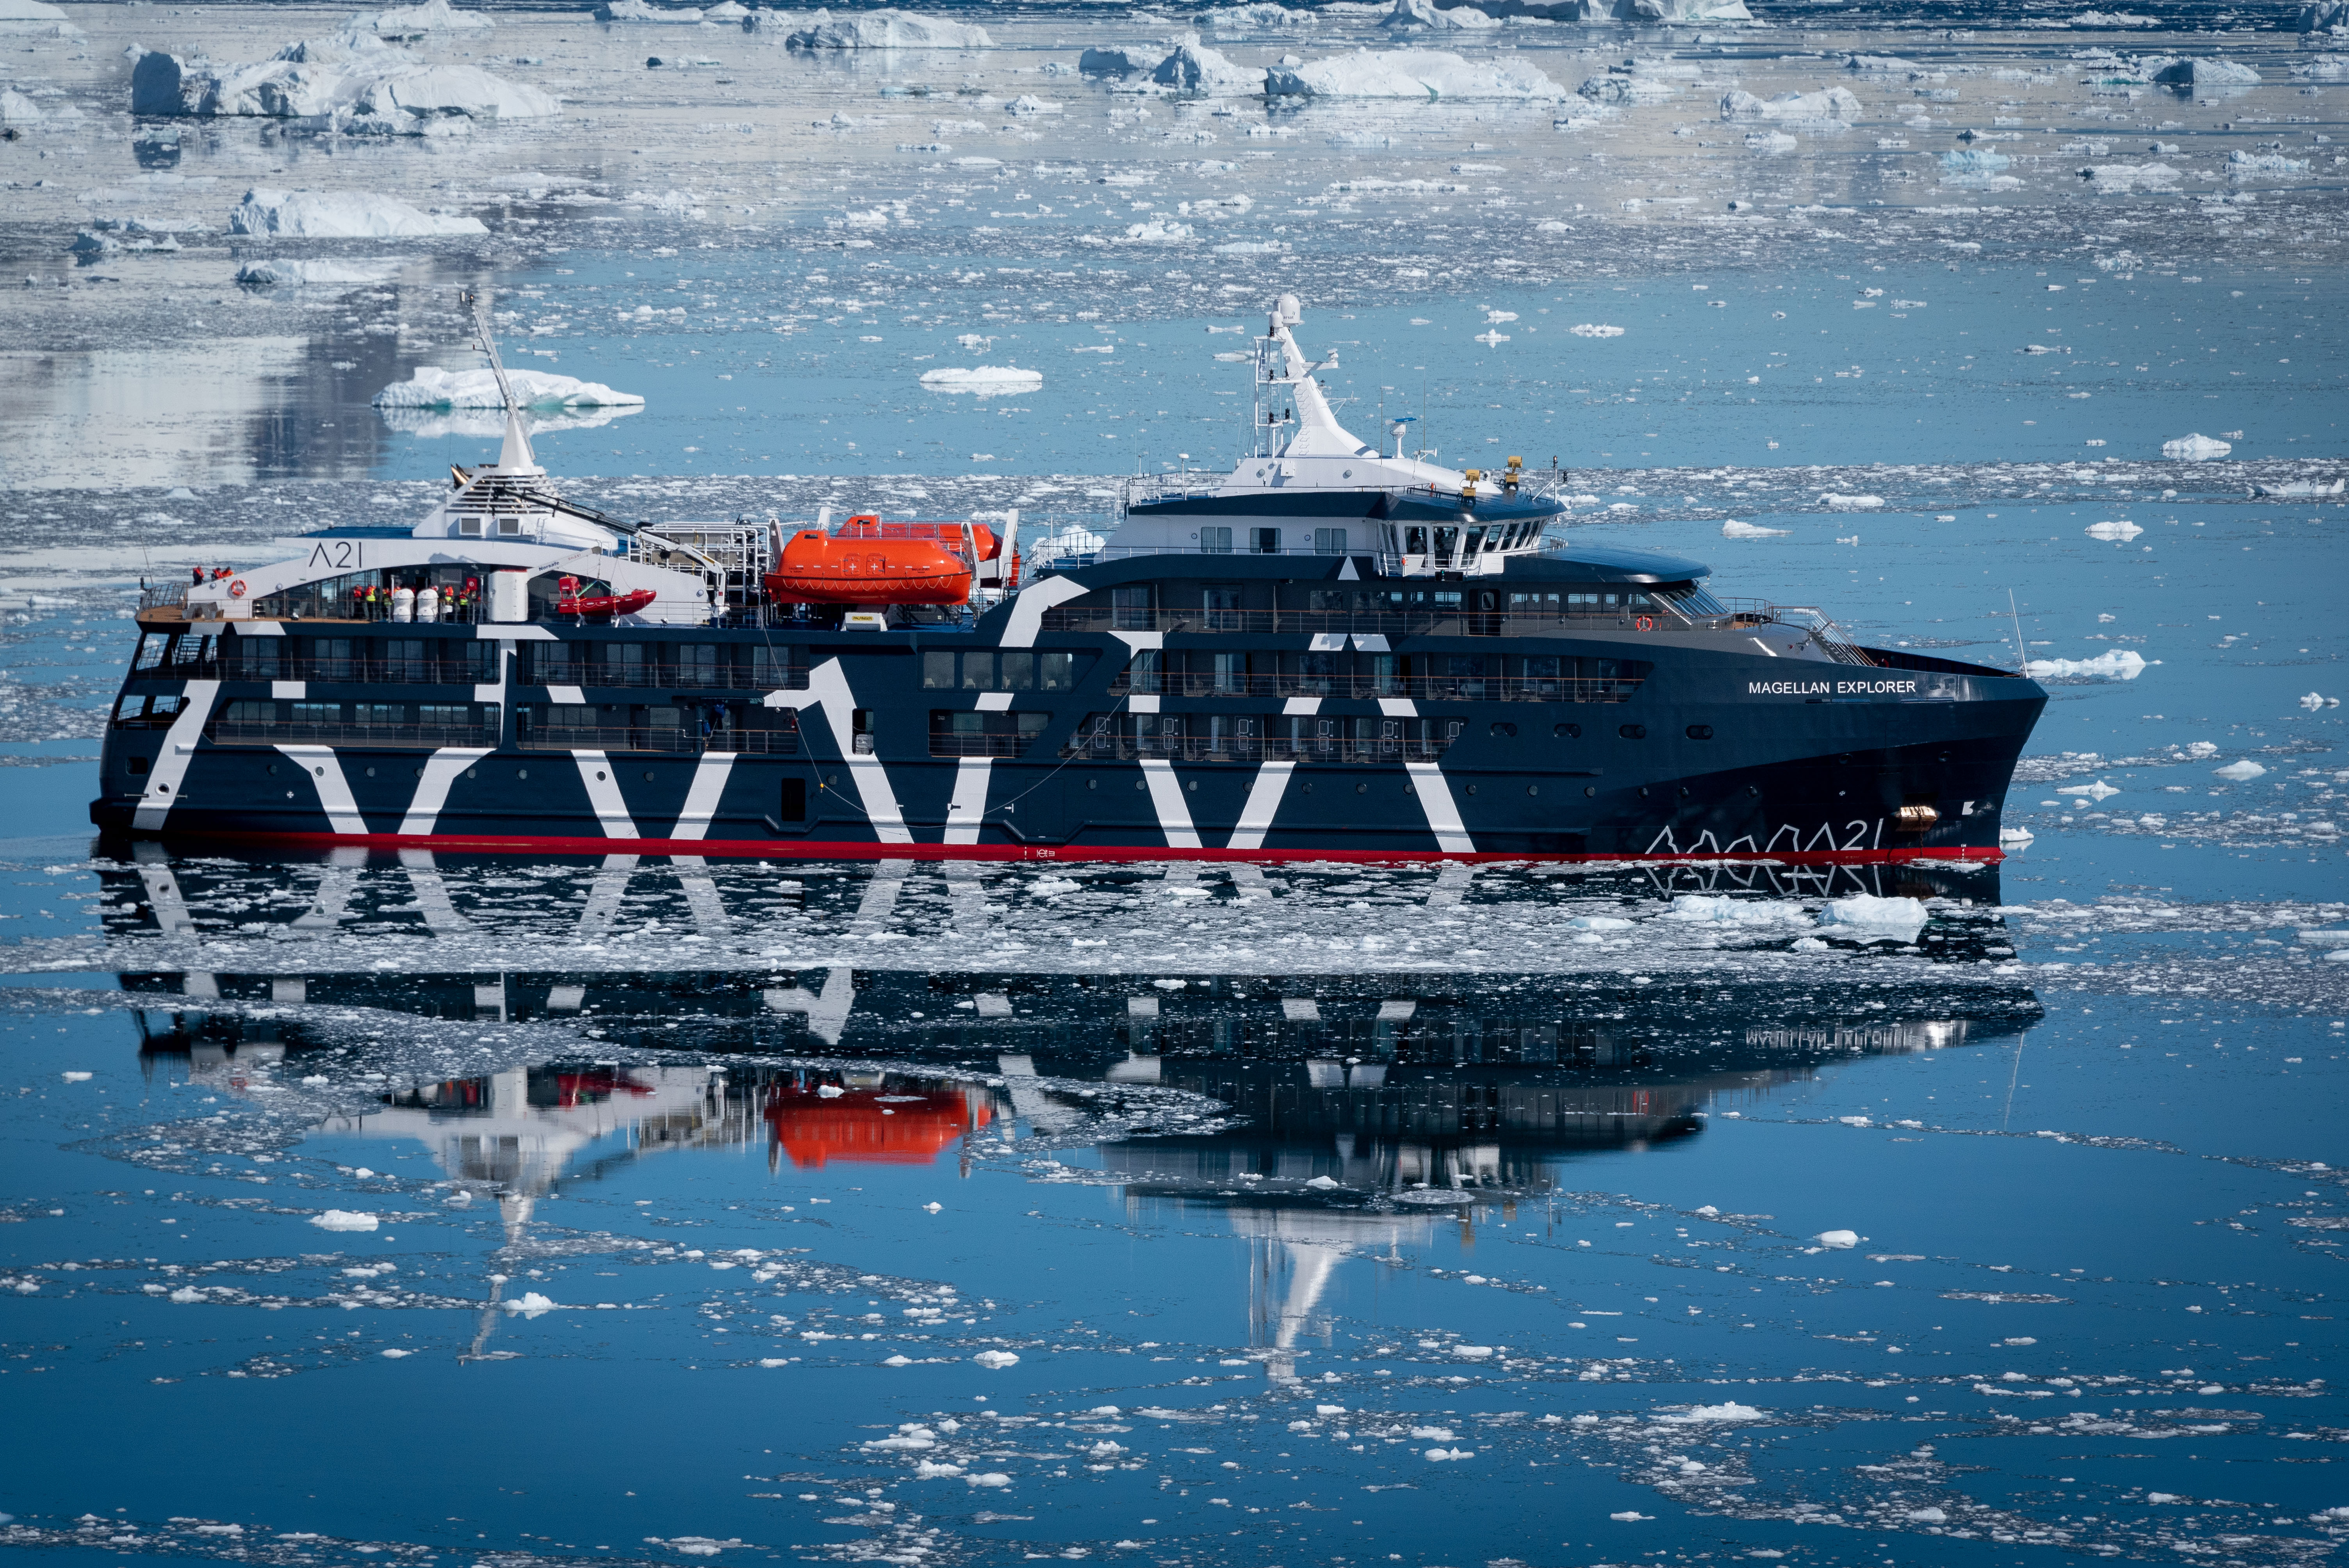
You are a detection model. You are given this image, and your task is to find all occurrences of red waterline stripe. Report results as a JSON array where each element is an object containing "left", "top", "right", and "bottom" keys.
[{"left": 130, "top": 828, "right": 2005, "bottom": 868}]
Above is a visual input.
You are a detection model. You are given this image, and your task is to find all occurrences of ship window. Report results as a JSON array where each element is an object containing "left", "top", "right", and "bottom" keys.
[
  {"left": 750, "top": 645, "right": 805, "bottom": 689},
  {"left": 546, "top": 704, "right": 597, "bottom": 729},
  {"left": 291, "top": 702, "right": 342, "bottom": 725},
  {"left": 1111, "top": 586, "right": 1153, "bottom": 631},
  {"left": 1250, "top": 527, "right": 1281, "bottom": 555},
  {"left": 1037, "top": 652, "right": 1076, "bottom": 691},
  {"left": 922, "top": 651, "right": 955, "bottom": 689},
  {"left": 930, "top": 709, "right": 1050, "bottom": 758},
  {"left": 353, "top": 702, "right": 408, "bottom": 728},
  {"left": 1314, "top": 527, "right": 1347, "bottom": 555},
  {"left": 1199, "top": 526, "right": 1232, "bottom": 554},
  {"left": 222, "top": 700, "right": 274, "bottom": 725},
  {"left": 1490, "top": 722, "right": 1517, "bottom": 739},
  {"left": 674, "top": 644, "right": 722, "bottom": 682},
  {"left": 960, "top": 652, "right": 998, "bottom": 691},
  {"left": 1404, "top": 526, "right": 1428, "bottom": 555},
  {"left": 1203, "top": 585, "right": 1242, "bottom": 631},
  {"left": 1686, "top": 724, "right": 1714, "bottom": 740},
  {"left": 133, "top": 634, "right": 170, "bottom": 672},
  {"left": 1509, "top": 592, "right": 1562, "bottom": 616},
  {"left": 421, "top": 704, "right": 473, "bottom": 729},
  {"left": 1306, "top": 589, "right": 1346, "bottom": 612}
]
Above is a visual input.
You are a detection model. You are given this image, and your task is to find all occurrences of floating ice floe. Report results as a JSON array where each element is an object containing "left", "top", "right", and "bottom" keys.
[
  {"left": 229, "top": 186, "right": 488, "bottom": 237},
  {"left": 2213, "top": 759, "right": 2267, "bottom": 781},
  {"left": 1719, "top": 86, "right": 1861, "bottom": 123},
  {"left": 596, "top": 0, "right": 703, "bottom": 21},
  {"left": 1814, "top": 1229, "right": 1860, "bottom": 1248},
  {"left": 2162, "top": 432, "right": 2231, "bottom": 460},
  {"left": 1745, "top": 129, "right": 1796, "bottom": 150},
  {"left": 1268, "top": 48, "right": 1569, "bottom": 100},
  {"left": 311, "top": 1209, "right": 379, "bottom": 1231},
  {"left": 502, "top": 1291, "right": 558, "bottom": 1315},
  {"left": 1078, "top": 45, "right": 1149, "bottom": 75},
  {"left": 1568, "top": 323, "right": 1624, "bottom": 337},
  {"left": 1821, "top": 493, "right": 1883, "bottom": 508},
  {"left": 1424, "top": 1447, "right": 1474, "bottom": 1461},
  {"left": 1383, "top": 0, "right": 1499, "bottom": 29},
  {"left": 1845, "top": 53, "right": 1923, "bottom": 71},
  {"left": 374, "top": 366, "right": 644, "bottom": 409},
  {"left": 1119, "top": 218, "right": 1196, "bottom": 242},
  {"left": 973, "top": 1349, "right": 1020, "bottom": 1368},
  {"left": 1, "top": 86, "right": 46, "bottom": 124},
  {"left": 771, "top": 8, "right": 993, "bottom": 48},
  {"left": 966, "top": 1472, "right": 1013, "bottom": 1488},
  {"left": 349, "top": 0, "right": 494, "bottom": 39},
  {"left": 1819, "top": 894, "right": 1929, "bottom": 943},
  {"left": 1664, "top": 894, "right": 1807, "bottom": 928},
  {"left": 2083, "top": 519, "right": 2143, "bottom": 540},
  {"left": 132, "top": 39, "right": 558, "bottom": 125},
  {"left": 2153, "top": 57, "right": 2260, "bottom": 85},
  {"left": 2228, "top": 150, "right": 2309, "bottom": 178},
  {"left": 1210, "top": 1, "right": 1321, "bottom": 31},
  {"left": 1656, "top": 1401, "right": 1766, "bottom": 1422},
  {"left": 1721, "top": 520, "right": 1788, "bottom": 538},
  {"left": 237, "top": 257, "right": 409, "bottom": 287},
  {"left": 2300, "top": 691, "right": 2340, "bottom": 711},
  {"left": 2025, "top": 649, "right": 2149, "bottom": 679},
  {"left": 921, "top": 366, "right": 1044, "bottom": 398},
  {"left": 1580, "top": 70, "right": 1676, "bottom": 104},
  {"left": 0, "top": 0, "right": 79, "bottom": 37},
  {"left": 2251, "top": 477, "right": 2345, "bottom": 497},
  {"left": 2055, "top": 778, "right": 2122, "bottom": 800},
  {"left": 2082, "top": 161, "right": 2181, "bottom": 192},
  {"left": 1150, "top": 36, "right": 1266, "bottom": 96}
]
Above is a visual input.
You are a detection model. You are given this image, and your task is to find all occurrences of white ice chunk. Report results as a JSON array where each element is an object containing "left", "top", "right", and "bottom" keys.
[
  {"left": 1720, "top": 86, "right": 1861, "bottom": 123},
  {"left": 2025, "top": 650, "right": 2148, "bottom": 679},
  {"left": 920, "top": 365, "right": 1043, "bottom": 397},
  {"left": 1568, "top": 323, "right": 1625, "bottom": 337},
  {"left": 2082, "top": 161, "right": 2182, "bottom": 193},
  {"left": 1382, "top": 0, "right": 1500, "bottom": 30},
  {"left": 2083, "top": 519, "right": 2143, "bottom": 540},
  {"left": 1267, "top": 47, "right": 1569, "bottom": 100},
  {"left": 237, "top": 257, "right": 409, "bottom": 287},
  {"left": 1819, "top": 894, "right": 1928, "bottom": 942},
  {"left": 502, "top": 1290, "right": 558, "bottom": 1315},
  {"left": 2214, "top": 759, "right": 2267, "bottom": 781},
  {"left": 973, "top": 1349, "right": 1020, "bottom": 1368},
  {"left": 311, "top": 1209, "right": 379, "bottom": 1231},
  {"left": 1721, "top": 520, "right": 1789, "bottom": 538},
  {"left": 373, "top": 365, "right": 643, "bottom": 408},
  {"left": 229, "top": 187, "right": 487, "bottom": 237},
  {"left": 1150, "top": 35, "right": 1263, "bottom": 96},
  {"left": 771, "top": 8, "right": 992, "bottom": 47},
  {"left": 1814, "top": 1229, "right": 1860, "bottom": 1248},
  {"left": 1078, "top": 46, "right": 1150, "bottom": 76},
  {"left": 1821, "top": 493, "right": 1884, "bottom": 508},
  {"left": 349, "top": 0, "right": 494, "bottom": 39},
  {"left": 2162, "top": 432, "right": 2231, "bottom": 460},
  {"left": 1656, "top": 1401, "right": 1766, "bottom": 1422},
  {"left": 596, "top": 0, "right": 704, "bottom": 21},
  {"left": 1664, "top": 894, "right": 1808, "bottom": 927},
  {"left": 2153, "top": 57, "right": 2261, "bottom": 86}
]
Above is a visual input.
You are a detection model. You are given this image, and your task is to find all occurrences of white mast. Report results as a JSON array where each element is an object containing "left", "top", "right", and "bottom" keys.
[{"left": 463, "top": 288, "right": 541, "bottom": 476}]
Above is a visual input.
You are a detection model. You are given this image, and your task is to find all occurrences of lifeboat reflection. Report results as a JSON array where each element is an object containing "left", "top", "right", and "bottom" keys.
[{"left": 762, "top": 1076, "right": 993, "bottom": 1171}]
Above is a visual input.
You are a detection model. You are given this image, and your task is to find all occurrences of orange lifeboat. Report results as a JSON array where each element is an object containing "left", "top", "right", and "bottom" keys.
[
  {"left": 762, "top": 1082, "right": 991, "bottom": 1169},
  {"left": 761, "top": 515, "right": 977, "bottom": 606},
  {"left": 558, "top": 576, "right": 658, "bottom": 618}
]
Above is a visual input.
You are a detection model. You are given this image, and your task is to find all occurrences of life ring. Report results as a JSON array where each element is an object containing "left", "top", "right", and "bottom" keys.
[
  {"left": 228, "top": 578, "right": 249, "bottom": 599},
  {"left": 1635, "top": 615, "right": 1653, "bottom": 632}
]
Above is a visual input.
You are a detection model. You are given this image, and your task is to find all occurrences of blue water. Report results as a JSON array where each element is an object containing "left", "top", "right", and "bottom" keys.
[{"left": 391, "top": 255, "right": 2349, "bottom": 482}]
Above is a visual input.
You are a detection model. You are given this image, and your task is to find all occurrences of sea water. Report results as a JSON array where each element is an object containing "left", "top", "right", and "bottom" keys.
[{"left": 2, "top": 2, "right": 2345, "bottom": 1563}]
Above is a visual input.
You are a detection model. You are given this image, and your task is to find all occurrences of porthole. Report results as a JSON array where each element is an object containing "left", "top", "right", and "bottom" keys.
[
  {"left": 1554, "top": 722, "right": 1581, "bottom": 740},
  {"left": 1465, "top": 784, "right": 1477, "bottom": 796},
  {"left": 643, "top": 771, "right": 656, "bottom": 782},
  {"left": 1638, "top": 786, "right": 1650, "bottom": 800},
  {"left": 414, "top": 768, "right": 424, "bottom": 779},
  {"left": 1087, "top": 778, "right": 1098, "bottom": 790},
  {"left": 1678, "top": 786, "right": 1690, "bottom": 798},
  {"left": 1136, "top": 779, "right": 1146, "bottom": 791},
  {"left": 1403, "top": 782, "right": 1414, "bottom": 796},
  {"left": 266, "top": 763, "right": 279, "bottom": 776},
  {"left": 1527, "top": 785, "right": 1538, "bottom": 796},
  {"left": 596, "top": 770, "right": 608, "bottom": 782},
  {"left": 1685, "top": 724, "right": 1714, "bottom": 741},
  {"left": 1356, "top": 782, "right": 1368, "bottom": 794},
  {"left": 517, "top": 768, "right": 529, "bottom": 780},
  {"left": 466, "top": 768, "right": 478, "bottom": 779},
  {"left": 1747, "top": 784, "right": 1759, "bottom": 797},
  {"left": 364, "top": 766, "right": 376, "bottom": 778},
  {"left": 1186, "top": 779, "right": 1198, "bottom": 792},
  {"left": 1619, "top": 724, "right": 1647, "bottom": 740},
  {"left": 1342, "top": 469, "right": 1352, "bottom": 479},
  {"left": 314, "top": 766, "right": 325, "bottom": 778},
  {"left": 1584, "top": 785, "right": 1597, "bottom": 798},
  {"left": 1490, "top": 722, "right": 1517, "bottom": 739}
]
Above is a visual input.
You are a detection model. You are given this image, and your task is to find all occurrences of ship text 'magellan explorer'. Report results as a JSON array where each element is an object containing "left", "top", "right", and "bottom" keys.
[{"left": 94, "top": 297, "right": 2045, "bottom": 864}]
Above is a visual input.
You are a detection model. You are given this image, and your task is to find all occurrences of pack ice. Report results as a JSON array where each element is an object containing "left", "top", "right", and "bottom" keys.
[
  {"left": 920, "top": 366, "right": 1043, "bottom": 396},
  {"left": 230, "top": 187, "right": 488, "bottom": 237},
  {"left": 770, "top": 9, "right": 995, "bottom": 48},
  {"left": 1719, "top": 86, "right": 1862, "bottom": 123},
  {"left": 373, "top": 367, "right": 645, "bottom": 409},
  {"left": 130, "top": 37, "right": 558, "bottom": 126},
  {"left": 1267, "top": 48, "right": 1569, "bottom": 100}
]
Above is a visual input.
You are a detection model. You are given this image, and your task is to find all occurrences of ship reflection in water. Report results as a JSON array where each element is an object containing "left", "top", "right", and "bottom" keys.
[{"left": 126, "top": 965, "right": 2034, "bottom": 1368}]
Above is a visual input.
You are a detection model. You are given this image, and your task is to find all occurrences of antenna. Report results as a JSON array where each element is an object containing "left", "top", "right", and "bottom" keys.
[{"left": 462, "top": 287, "right": 536, "bottom": 473}]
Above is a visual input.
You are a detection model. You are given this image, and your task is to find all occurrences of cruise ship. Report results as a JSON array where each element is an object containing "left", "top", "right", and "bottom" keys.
[{"left": 93, "top": 295, "right": 2045, "bottom": 864}]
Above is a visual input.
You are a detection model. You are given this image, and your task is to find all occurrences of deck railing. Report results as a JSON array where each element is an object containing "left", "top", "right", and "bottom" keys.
[{"left": 1110, "top": 673, "right": 1642, "bottom": 704}]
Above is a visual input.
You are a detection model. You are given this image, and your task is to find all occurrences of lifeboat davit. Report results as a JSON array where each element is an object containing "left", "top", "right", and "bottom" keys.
[
  {"left": 558, "top": 577, "right": 659, "bottom": 618},
  {"left": 762, "top": 516, "right": 980, "bottom": 606}
]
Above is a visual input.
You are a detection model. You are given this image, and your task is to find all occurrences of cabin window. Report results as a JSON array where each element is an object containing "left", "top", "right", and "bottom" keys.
[
  {"left": 1509, "top": 592, "right": 1562, "bottom": 617},
  {"left": 421, "top": 704, "right": 476, "bottom": 730},
  {"left": 133, "top": 634, "right": 171, "bottom": 672},
  {"left": 750, "top": 645, "right": 805, "bottom": 689},
  {"left": 673, "top": 644, "right": 723, "bottom": 684},
  {"left": 381, "top": 640, "right": 431, "bottom": 682},
  {"left": 353, "top": 702, "right": 406, "bottom": 728},
  {"left": 1314, "top": 527, "right": 1348, "bottom": 555},
  {"left": 221, "top": 700, "right": 274, "bottom": 726},
  {"left": 1199, "top": 526, "right": 1232, "bottom": 554},
  {"left": 230, "top": 637, "right": 280, "bottom": 679},
  {"left": 1203, "top": 585, "right": 1242, "bottom": 631},
  {"left": 1404, "top": 526, "right": 1428, "bottom": 555},
  {"left": 922, "top": 651, "right": 956, "bottom": 690},
  {"left": 497, "top": 516, "right": 522, "bottom": 537},
  {"left": 930, "top": 710, "right": 1051, "bottom": 758},
  {"left": 1111, "top": 586, "right": 1153, "bottom": 631},
  {"left": 1250, "top": 527, "right": 1282, "bottom": 555},
  {"left": 935, "top": 651, "right": 1082, "bottom": 691}
]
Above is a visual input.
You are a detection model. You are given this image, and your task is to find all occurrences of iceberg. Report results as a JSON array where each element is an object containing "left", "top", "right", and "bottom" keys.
[
  {"left": 2153, "top": 57, "right": 2260, "bottom": 85},
  {"left": 1268, "top": 48, "right": 1569, "bottom": 100},
  {"left": 2228, "top": 150, "right": 2308, "bottom": 177},
  {"left": 0, "top": 0, "right": 78, "bottom": 37},
  {"left": 374, "top": 366, "right": 644, "bottom": 409},
  {"left": 1662, "top": 894, "right": 1809, "bottom": 927},
  {"left": 1581, "top": 71, "right": 1676, "bottom": 104},
  {"left": 1078, "top": 45, "right": 1149, "bottom": 75},
  {"left": 1845, "top": 54, "right": 1924, "bottom": 71},
  {"left": 1819, "top": 894, "right": 1928, "bottom": 942},
  {"left": 596, "top": 0, "right": 703, "bottom": 20},
  {"left": 2083, "top": 519, "right": 2142, "bottom": 540},
  {"left": 1150, "top": 36, "right": 1262, "bottom": 96},
  {"left": 310, "top": 1209, "right": 379, "bottom": 1231},
  {"left": 230, "top": 187, "right": 488, "bottom": 237},
  {"left": 2251, "top": 478, "right": 2346, "bottom": 497},
  {"left": 1568, "top": 323, "right": 1624, "bottom": 337},
  {"left": 1382, "top": 0, "right": 1500, "bottom": 29},
  {"left": 921, "top": 366, "right": 1043, "bottom": 397},
  {"left": 1721, "top": 520, "right": 1789, "bottom": 538},
  {"left": 776, "top": 9, "right": 994, "bottom": 48},
  {"left": 1814, "top": 1229, "right": 1860, "bottom": 1248},
  {"left": 2162, "top": 432, "right": 2230, "bottom": 460},
  {"left": 1210, "top": 1, "right": 1321, "bottom": 29},
  {"left": 2301, "top": 0, "right": 2349, "bottom": 29},
  {"left": 237, "top": 257, "right": 410, "bottom": 287},
  {"left": 1821, "top": 493, "right": 1883, "bottom": 508},
  {"left": 2082, "top": 161, "right": 2181, "bottom": 192},
  {"left": 130, "top": 39, "right": 558, "bottom": 123},
  {"left": 1656, "top": 1402, "right": 1766, "bottom": 1422},
  {"left": 1720, "top": 86, "right": 1861, "bottom": 122},
  {"left": 348, "top": 0, "right": 493, "bottom": 39},
  {"left": 2213, "top": 759, "right": 2266, "bottom": 781},
  {"left": 1, "top": 86, "right": 43, "bottom": 124},
  {"left": 2024, "top": 649, "right": 2148, "bottom": 679}
]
